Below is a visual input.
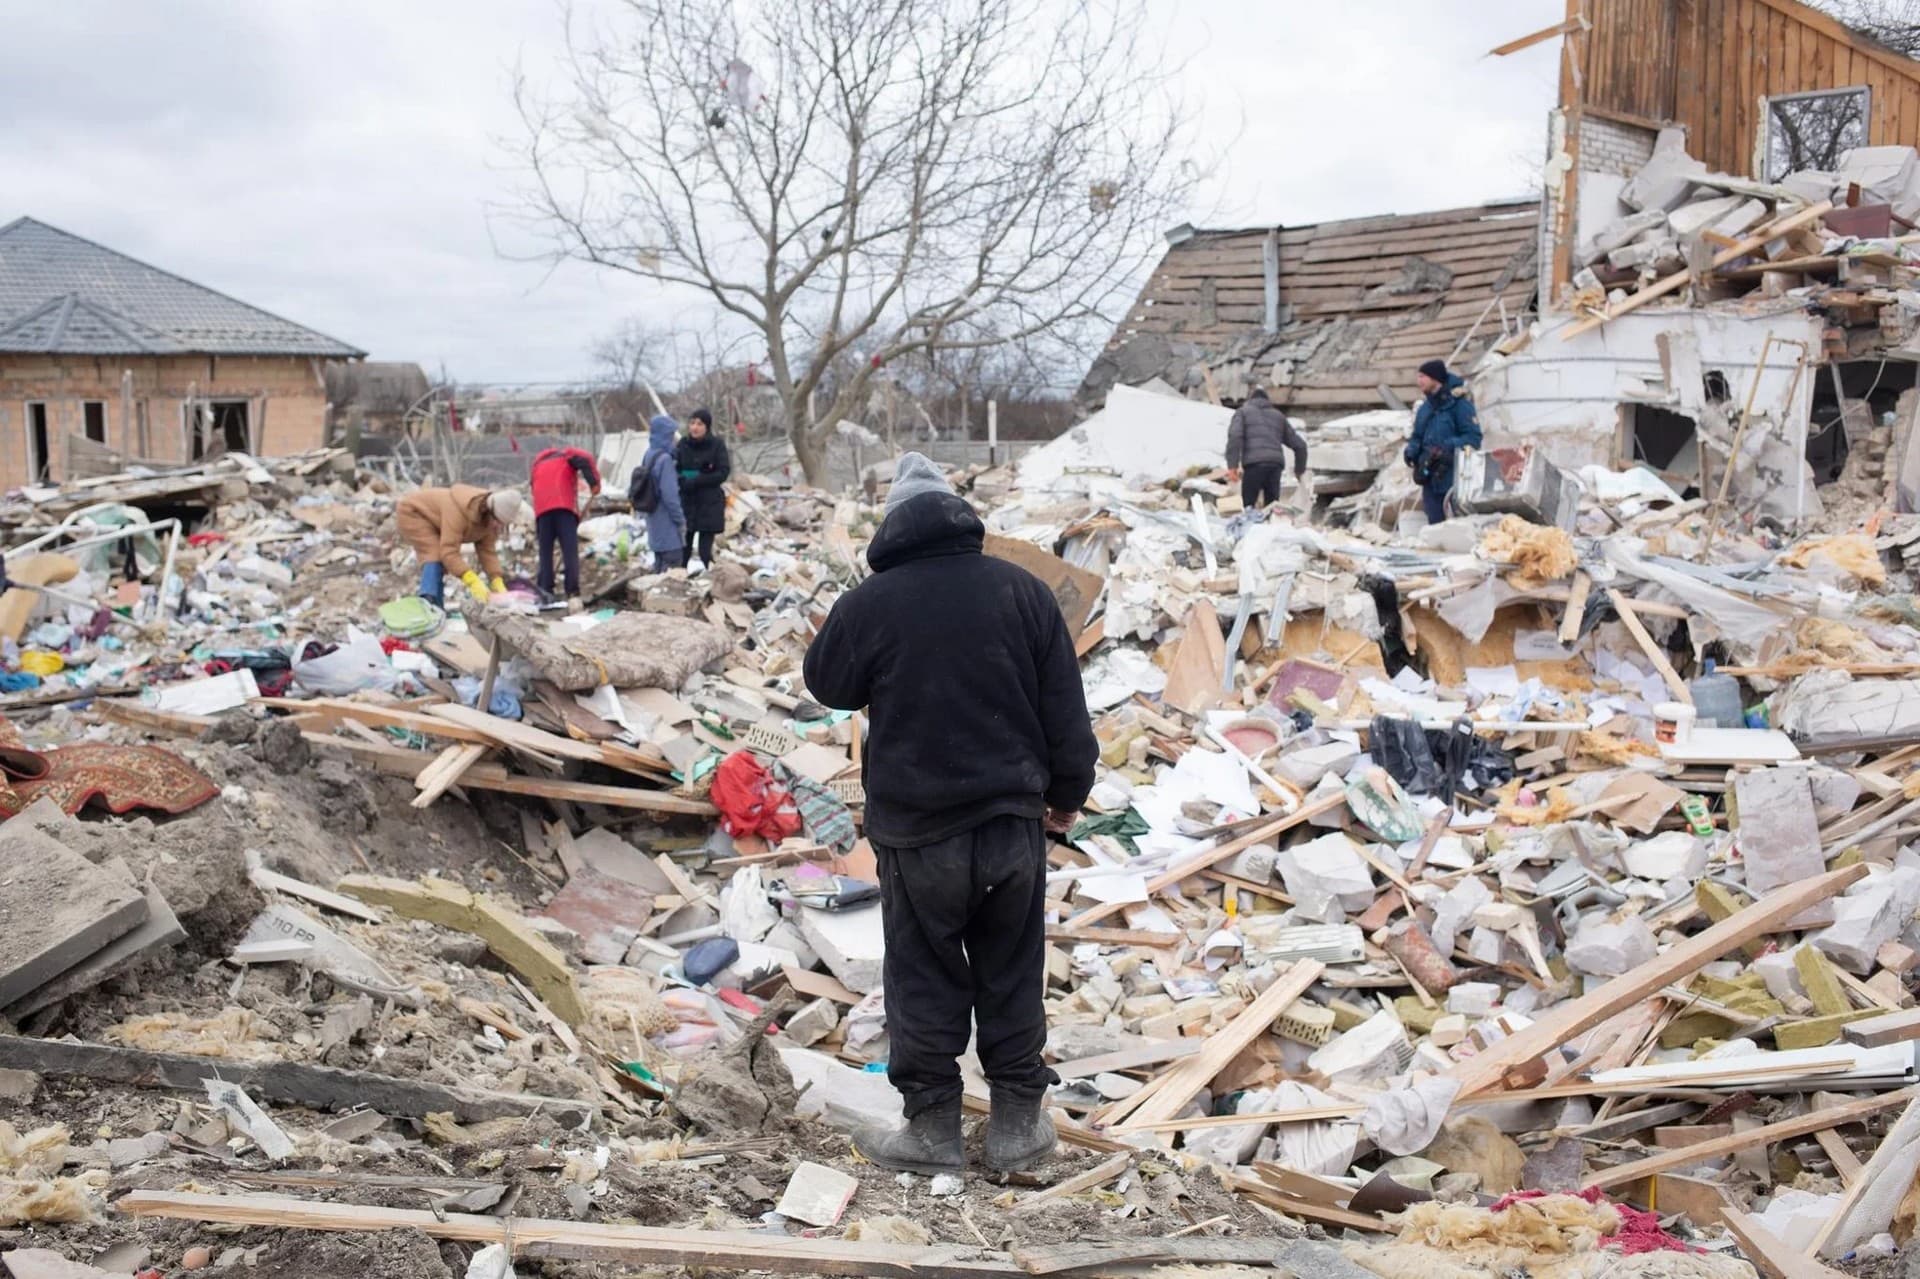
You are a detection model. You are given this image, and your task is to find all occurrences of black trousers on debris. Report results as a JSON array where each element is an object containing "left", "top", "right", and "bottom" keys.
[
  {"left": 873, "top": 814, "right": 1056, "bottom": 1117},
  {"left": 1241, "top": 462, "right": 1282, "bottom": 509},
  {"left": 535, "top": 510, "right": 581, "bottom": 597}
]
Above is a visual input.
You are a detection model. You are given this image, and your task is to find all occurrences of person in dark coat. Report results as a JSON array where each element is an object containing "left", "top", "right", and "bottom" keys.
[
  {"left": 1226, "top": 387, "right": 1309, "bottom": 510},
  {"left": 802, "top": 452, "right": 1098, "bottom": 1177},
  {"left": 1405, "top": 358, "right": 1482, "bottom": 524},
  {"left": 674, "top": 408, "right": 731, "bottom": 567}
]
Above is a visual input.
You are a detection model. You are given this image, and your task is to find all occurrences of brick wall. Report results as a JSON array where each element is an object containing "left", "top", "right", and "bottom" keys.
[
  {"left": 0, "top": 354, "right": 327, "bottom": 489},
  {"left": 1578, "top": 115, "right": 1658, "bottom": 176},
  {"left": 1539, "top": 110, "right": 1663, "bottom": 311}
]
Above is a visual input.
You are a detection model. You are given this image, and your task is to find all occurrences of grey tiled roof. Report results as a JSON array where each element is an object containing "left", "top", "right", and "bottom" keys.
[{"left": 0, "top": 217, "right": 364, "bottom": 358}]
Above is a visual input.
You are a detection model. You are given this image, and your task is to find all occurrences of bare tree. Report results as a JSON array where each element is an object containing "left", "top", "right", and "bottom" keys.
[
  {"left": 511, "top": 0, "right": 1198, "bottom": 486},
  {"left": 1823, "top": 0, "right": 1920, "bottom": 56}
]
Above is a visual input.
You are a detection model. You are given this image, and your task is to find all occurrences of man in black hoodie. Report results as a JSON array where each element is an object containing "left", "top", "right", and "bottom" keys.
[{"left": 803, "top": 452, "right": 1098, "bottom": 1176}]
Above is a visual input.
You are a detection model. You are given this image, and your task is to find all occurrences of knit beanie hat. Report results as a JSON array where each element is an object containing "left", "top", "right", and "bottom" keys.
[
  {"left": 885, "top": 451, "right": 952, "bottom": 512},
  {"left": 1418, "top": 359, "right": 1450, "bottom": 384},
  {"left": 487, "top": 489, "right": 523, "bottom": 523}
]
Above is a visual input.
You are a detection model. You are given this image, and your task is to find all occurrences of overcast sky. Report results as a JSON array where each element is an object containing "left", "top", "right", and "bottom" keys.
[{"left": 0, "top": 1, "right": 1562, "bottom": 385}]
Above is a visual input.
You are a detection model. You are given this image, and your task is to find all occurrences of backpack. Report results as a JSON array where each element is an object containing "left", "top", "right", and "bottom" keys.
[{"left": 628, "top": 451, "right": 662, "bottom": 513}]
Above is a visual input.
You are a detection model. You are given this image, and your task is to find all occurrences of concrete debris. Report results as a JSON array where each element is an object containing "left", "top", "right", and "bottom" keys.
[{"left": 9, "top": 96, "right": 1920, "bottom": 1279}]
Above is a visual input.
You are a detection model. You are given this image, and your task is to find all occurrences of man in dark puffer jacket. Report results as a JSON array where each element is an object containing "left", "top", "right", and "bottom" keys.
[{"left": 803, "top": 452, "right": 1097, "bottom": 1176}]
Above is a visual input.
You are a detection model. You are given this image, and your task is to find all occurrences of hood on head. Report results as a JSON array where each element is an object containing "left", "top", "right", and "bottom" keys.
[
  {"left": 649, "top": 414, "right": 678, "bottom": 449},
  {"left": 885, "top": 451, "right": 953, "bottom": 512},
  {"left": 867, "top": 491, "right": 983, "bottom": 573}
]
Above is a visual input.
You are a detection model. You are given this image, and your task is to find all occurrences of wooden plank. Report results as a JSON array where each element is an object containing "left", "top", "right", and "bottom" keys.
[
  {"left": 1445, "top": 865, "right": 1868, "bottom": 1098},
  {"left": 1558, "top": 571, "right": 1591, "bottom": 644},
  {"left": 248, "top": 863, "right": 384, "bottom": 925},
  {"left": 1011, "top": 1151, "right": 1133, "bottom": 1213},
  {"left": 412, "top": 743, "right": 489, "bottom": 808},
  {"left": 1011, "top": 1237, "right": 1292, "bottom": 1275},
  {"left": 1252, "top": 1161, "right": 1353, "bottom": 1208},
  {"left": 1051, "top": 1039, "right": 1202, "bottom": 1081},
  {"left": 338, "top": 875, "right": 587, "bottom": 1025},
  {"left": 256, "top": 697, "right": 496, "bottom": 746},
  {"left": 1607, "top": 589, "right": 1692, "bottom": 704},
  {"left": 1217, "top": 1172, "right": 1387, "bottom": 1233},
  {"left": 1720, "top": 1203, "right": 1854, "bottom": 1279},
  {"left": 304, "top": 733, "right": 716, "bottom": 817},
  {"left": 782, "top": 965, "right": 862, "bottom": 1006},
  {"left": 0, "top": 1034, "right": 594, "bottom": 1125},
  {"left": 117, "top": 1191, "right": 1026, "bottom": 1279},
  {"left": 1108, "top": 960, "right": 1325, "bottom": 1129},
  {"left": 1813, "top": 1128, "right": 1863, "bottom": 1185},
  {"left": 1557, "top": 202, "right": 1834, "bottom": 340},
  {"left": 93, "top": 698, "right": 217, "bottom": 738},
  {"left": 1064, "top": 792, "right": 1346, "bottom": 929},
  {"left": 1841, "top": 1007, "right": 1920, "bottom": 1047},
  {"left": 1490, "top": 14, "right": 1586, "bottom": 57},
  {"left": 425, "top": 702, "right": 611, "bottom": 766},
  {"left": 1045, "top": 924, "right": 1181, "bottom": 950},
  {"left": 1584, "top": 1085, "right": 1917, "bottom": 1190}
]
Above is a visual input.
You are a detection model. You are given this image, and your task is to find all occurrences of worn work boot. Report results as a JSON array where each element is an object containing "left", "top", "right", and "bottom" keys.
[
  {"left": 853, "top": 1099, "right": 963, "bottom": 1176},
  {"left": 984, "top": 1092, "right": 1057, "bottom": 1172}
]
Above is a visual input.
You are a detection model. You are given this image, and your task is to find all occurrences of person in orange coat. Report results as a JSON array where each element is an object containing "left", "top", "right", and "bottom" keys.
[{"left": 393, "top": 485, "right": 520, "bottom": 606}]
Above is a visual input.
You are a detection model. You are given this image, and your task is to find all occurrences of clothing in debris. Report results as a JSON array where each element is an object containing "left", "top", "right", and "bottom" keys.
[
  {"left": 803, "top": 488, "right": 1097, "bottom": 848},
  {"left": 1405, "top": 370, "right": 1481, "bottom": 523},
  {"left": 873, "top": 815, "right": 1055, "bottom": 1117},
  {"left": 1226, "top": 389, "right": 1308, "bottom": 485},
  {"left": 395, "top": 484, "right": 508, "bottom": 593},
  {"left": 674, "top": 428, "right": 731, "bottom": 538},
  {"left": 634, "top": 414, "right": 686, "bottom": 557},
  {"left": 531, "top": 446, "right": 600, "bottom": 599}
]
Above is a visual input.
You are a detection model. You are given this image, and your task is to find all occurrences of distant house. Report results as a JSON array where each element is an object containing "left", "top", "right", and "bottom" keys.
[{"left": 0, "top": 217, "right": 364, "bottom": 487}]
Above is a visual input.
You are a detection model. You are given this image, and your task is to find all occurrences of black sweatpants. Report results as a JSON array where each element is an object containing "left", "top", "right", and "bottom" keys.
[
  {"left": 535, "top": 510, "right": 581, "bottom": 597},
  {"left": 684, "top": 530, "right": 717, "bottom": 565},
  {"left": 1241, "top": 463, "right": 1282, "bottom": 509},
  {"left": 873, "top": 814, "right": 1055, "bottom": 1117}
]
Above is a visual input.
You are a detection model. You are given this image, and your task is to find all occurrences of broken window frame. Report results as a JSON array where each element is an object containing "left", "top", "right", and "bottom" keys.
[
  {"left": 24, "top": 400, "right": 50, "bottom": 484},
  {"left": 1761, "top": 85, "right": 1871, "bottom": 183}
]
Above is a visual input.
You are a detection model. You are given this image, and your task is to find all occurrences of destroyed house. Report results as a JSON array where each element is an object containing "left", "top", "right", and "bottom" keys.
[
  {"left": 1466, "top": 0, "right": 1920, "bottom": 519},
  {"left": 1079, "top": 199, "right": 1541, "bottom": 419},
  {"left": 0, "top": 217, "right": 364, "bottom": 489}
]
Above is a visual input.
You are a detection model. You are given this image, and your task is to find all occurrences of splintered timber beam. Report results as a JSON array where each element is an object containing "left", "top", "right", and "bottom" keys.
[
  {"left": 117, "top": 1191, "right": 1025, "bottom": 1278},
  {"left": 0, "top": 1034, "right": 595, "bottom": 1126},
  {"left": 1444, "top": 864, "right": 1868, "bottom": 1098},
  {"left": 1583, "top": 1085, "right": 1917, "bottom": 1190}
]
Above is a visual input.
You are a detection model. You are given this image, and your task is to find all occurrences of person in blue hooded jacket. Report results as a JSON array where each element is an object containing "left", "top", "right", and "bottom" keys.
[
  {"left": 1404, "top": 358, "right": 1482, "bottom": 524},
  {"left": 628, "top": 414, "right": 687, "bottom": 571}
]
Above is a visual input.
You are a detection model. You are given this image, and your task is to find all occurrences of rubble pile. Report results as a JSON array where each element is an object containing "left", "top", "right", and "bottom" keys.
[{"left": 3, "top": 414, "right": 1920, "bottom": 1279}]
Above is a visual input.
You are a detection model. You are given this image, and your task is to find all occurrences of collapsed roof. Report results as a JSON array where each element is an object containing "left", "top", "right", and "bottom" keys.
[{"left": 1081, "top": 200, "right": 1540, "bottom": 419}]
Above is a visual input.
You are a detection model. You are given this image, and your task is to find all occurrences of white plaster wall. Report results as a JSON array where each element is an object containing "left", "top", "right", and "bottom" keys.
[{"left": 1471, "top": 306, "right": 1824, "bottom": 512}]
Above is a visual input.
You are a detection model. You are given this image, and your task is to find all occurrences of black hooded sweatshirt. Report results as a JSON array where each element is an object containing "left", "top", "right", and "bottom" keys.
[{"left": 802, "top": 492, "right": 1099, "bottom": 848}]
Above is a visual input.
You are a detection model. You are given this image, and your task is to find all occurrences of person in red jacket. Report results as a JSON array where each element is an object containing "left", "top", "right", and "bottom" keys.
[{"left": 529, "top": 445, "right": 602, "bottom": 608}]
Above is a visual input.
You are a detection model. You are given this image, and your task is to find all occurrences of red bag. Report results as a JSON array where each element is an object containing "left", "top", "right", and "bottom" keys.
[{"left": 709, "top": 750, "right": 802, "bottom": 842}]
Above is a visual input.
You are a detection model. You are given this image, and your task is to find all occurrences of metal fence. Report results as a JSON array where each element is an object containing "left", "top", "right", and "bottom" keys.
[{"left": 357, "top": 430, "right": 1042, "bottom": 493}]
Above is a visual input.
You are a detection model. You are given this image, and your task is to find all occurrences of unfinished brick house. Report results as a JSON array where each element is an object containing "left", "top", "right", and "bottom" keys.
[{"left": 0, "top": 217, "right": 363, "bottom": 489}]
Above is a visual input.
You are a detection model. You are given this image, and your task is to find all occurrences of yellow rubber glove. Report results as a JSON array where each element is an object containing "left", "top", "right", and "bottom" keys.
[
  {"left": 462, "top": 570, "right": 490, "bottom": 603},
  {"left": 490, "top": 576, "right": 506, "bottom": 595}
]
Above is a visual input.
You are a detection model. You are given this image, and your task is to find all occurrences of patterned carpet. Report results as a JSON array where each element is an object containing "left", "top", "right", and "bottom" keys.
[{"left": 0, "top": 719, "right": 218, "bottom": 818}]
